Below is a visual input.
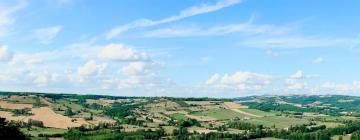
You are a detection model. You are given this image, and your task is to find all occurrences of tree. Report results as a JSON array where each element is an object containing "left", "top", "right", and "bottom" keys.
[
  {"left": 64, "top": 128, "right": 82, "bottom": 140},
  {"left": 33, "top": 97, "right": 41, "bottom": 108},
  {"left": 351, "top": 131, "right": 360, "bottom": 140},
  {"left": 28, "top": 119, "right": 44, "bottom": 127},
  {"left": 65, "top": 107, "right": 75, "bottom": 116},
  {"left": 0, "top": 117, "right": 28, "bottom": 140}
]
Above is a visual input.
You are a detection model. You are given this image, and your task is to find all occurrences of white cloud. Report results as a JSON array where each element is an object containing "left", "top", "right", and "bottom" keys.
[
  {"left": 0, "top": 45, "right": 13, "bottom": 61},
  {"left": 321, "top": 82, "right": 351, "bottom": 92},
  {"left": 74, "top": 60, "right": 108, "bottom": 82},
  {"left": 143, "top": 21, "right": 290, "bottom": 38},
  {"left": 0, "top": 39, "right": 175, "bottom": 95},
  {"left": 312, "top": 57, "right": 324, "bottom": 64},
  {"left": 0, "top": 1, "right": 27, "bottom": 36},
  {"left": 290, "top": 71, "right": 304, "bottom": 79},
  {"left": 290, "top": 70, "right": 318, "bottom": 79},
  {"left": 34, "top": 74, "right": 48, "bottom": 87},
  {"left": 121, "top": 61, "right": 157, "bottom": 76},
  {"left": 106, "top": 0, "right": 242, "bottom": 39},
  {"left": 0, "top": 1, "right": 27, "bottom": 26},
  {"left": 32, "top": 71, "right": 62, "bottom": 87},
  {"left": 33, "top": 26, "right": 62, "bottom": 44},
  {"left": 205, "top": 71, "right": 273, "bottom": 91},
  {"left": 285, "top": 71, "right": 318, "bottom": 90},
  {"left": 98, "top": 44, "right": 148, "bottom": 61},
  {"left": 321, "top": 81, "right": 360, "bottom": 93},
  {"left": 265, "top": 50, "right": 281, "bottom": 57},
  {"left": 285, "top": 79, "right": 305, "bottom": 90},
  {"left": 77, "top": 60, "right": 107, "bottom": 77},
  {"left": 241, "top": 36, "right": 360, "bottom": 48}
]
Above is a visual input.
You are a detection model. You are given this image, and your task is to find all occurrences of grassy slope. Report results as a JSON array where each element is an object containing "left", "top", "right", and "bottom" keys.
[
  {"left": 21, "top": 127, "right": 66, "bottom": 137},
  {"left": 191, "top": 109, "right": 249, "bottom": 120},
  {"left": 248, "top": 116, "right": 309, "bottom": 128},
  {"left": 170, "top": 113, "right": 188, "bottom": 120},
  {"left": 239, "top": 109, "right": 277, "bottom": 117}
]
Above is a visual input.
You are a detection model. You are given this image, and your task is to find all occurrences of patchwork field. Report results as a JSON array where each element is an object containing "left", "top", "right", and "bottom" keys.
[{"left": 1, "top": 93, "right": 359, "bottom": 140}]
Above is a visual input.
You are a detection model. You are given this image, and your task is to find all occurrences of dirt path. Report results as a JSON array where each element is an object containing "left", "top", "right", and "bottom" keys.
[{"left": 230, "top": 109, "right": 261, "bottom": 118}]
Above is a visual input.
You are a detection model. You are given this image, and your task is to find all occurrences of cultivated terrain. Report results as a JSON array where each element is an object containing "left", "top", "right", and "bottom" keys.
[{"left": 1, "top": 92, "right": 360, "bottom": 140}]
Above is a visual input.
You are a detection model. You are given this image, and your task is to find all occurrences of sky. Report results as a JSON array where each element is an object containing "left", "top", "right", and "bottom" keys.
[{"left": 0, "top": 0, "right": 360, "bottom": 97}]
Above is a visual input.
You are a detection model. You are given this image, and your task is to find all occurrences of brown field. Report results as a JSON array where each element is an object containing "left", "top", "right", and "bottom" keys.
[
  {"left": 162, "top": 126, "right": 177, "bottom": 135},
  {"left": 88, "top": 116, "right": 116, "bottom": 125},
  {"left": 0, "top": 107, "right": 88, "bottom": 129},
  {"left": 224, "top": 102, "right": 248, "bottom": 109},
  {"left": 0, "top": 101, "right": 33, "bottom": 109},
  {"left": 0, "top": 111, "right": 28, "bottom": 121},
  {"left": 188, "top": 126, "right": 217, "bottom": 134}
]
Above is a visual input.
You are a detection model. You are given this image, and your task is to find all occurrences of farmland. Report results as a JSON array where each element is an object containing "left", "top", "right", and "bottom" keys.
[{"left": 1, "top": 92, "right": 360, "bottom": 139}]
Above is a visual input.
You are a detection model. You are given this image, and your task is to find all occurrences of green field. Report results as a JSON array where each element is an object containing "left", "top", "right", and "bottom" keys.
[
  {"left": 54, "top": 99, "right": 101, "bottom": 115},
  {"left": 55, "top": 99, "right": 83, "bottom": 111},
  {"left": 170, "top": 113, "right": 188, "bottom": 120},
  {"left": 6, "top": 97, "right": 37, "bottom": 104},
  {"left": 191, "top": 109, "right": 249, "bottom": 120},
  {"left": 320, "top": 122, "right": 344, "bottom": 128},
  {"left": 21, "top": 127, "right": 66, "bottom": 137},
  {"left": 239, "top": 109, "right": 277, "bottom": 117},
  {"left": 248, "top": 116, "right": 309, "bottom": 128},
  {"left": 331, "top": 135, "right": 351, "bottom": 140}
]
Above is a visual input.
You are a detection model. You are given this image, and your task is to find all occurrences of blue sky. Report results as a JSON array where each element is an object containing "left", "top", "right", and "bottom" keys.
[{"left": 0, "top": 0, "right": 360, "bottom": 97}]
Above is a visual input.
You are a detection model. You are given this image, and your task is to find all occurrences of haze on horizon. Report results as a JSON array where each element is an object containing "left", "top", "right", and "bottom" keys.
[{"left": 0, "top": 0, "right": 360, "bottom": 97}]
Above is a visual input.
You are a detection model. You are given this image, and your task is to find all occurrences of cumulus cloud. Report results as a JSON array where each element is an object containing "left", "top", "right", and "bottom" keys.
[
  {"left": 77, "top": 60, "right": 107, "bottom": 77},
  {"left": 31, "top": 71, "right": 61, "bottom": 87},
  {"left": 0, "top": 45, "right": 13, "bottom": 61},
  {"left": 285, "top": 79, "right": 305, "bottom": 90},
  {"left": 106, "top": 0, "right": 242, "bottom": 39},
  {"left": 32, "top": 26, "right": 62, "bottom": 44},
  {"left": 205, "top": 71, "right": 273, "bottom": 91},
  {"left": 290, "top": 71, "right": 318, "bottom": 79},
  {"left": 121, "top": 61, "right": 158, "bottom": 76},
  {"left": 321, "top": 81, "right": 360, "bottom": 93},
  {"left": 284, "top": 71, "right": 319, "bottom": 91},
  {"left": 98, "top": 44, "right": 148, "bottom": 61}
]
